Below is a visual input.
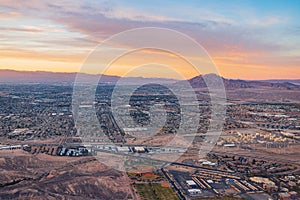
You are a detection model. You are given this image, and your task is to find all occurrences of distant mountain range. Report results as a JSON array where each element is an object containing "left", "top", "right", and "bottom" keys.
[
  {"left": 262, "top": 79, "right": 300, "bottom": 86},
  {"left": 0, "top": 69, "right": 299, "bottom": 90},
  {"left": 0, "top": 69, "right": 176, "bottom": 84},
  {"left": 188, "top": 74, "right": 300, "bottom": 90}
]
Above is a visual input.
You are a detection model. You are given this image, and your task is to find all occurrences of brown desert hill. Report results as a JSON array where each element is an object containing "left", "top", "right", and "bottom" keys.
[{"left": 0, "top": 150, "right": 135, "bottom": 200}]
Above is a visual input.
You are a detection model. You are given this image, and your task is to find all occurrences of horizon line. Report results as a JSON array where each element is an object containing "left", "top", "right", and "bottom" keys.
[{"left": 0, "top": 68, "right": 299, "bottom": 81}]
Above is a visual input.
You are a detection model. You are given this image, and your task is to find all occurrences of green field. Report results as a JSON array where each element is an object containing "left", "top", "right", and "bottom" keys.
[{"left": 134, "top": 183, "right": 180, "bottom": 200}]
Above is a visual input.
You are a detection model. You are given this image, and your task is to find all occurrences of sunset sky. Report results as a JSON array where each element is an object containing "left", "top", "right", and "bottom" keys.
[{"left": 0, "top": 0, "right": 299, "bottom": 80}]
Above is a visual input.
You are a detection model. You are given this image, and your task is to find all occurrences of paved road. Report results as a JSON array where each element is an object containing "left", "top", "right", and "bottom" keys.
[{"left": 161, "top": 168, "right": 186, "bottom": 200}]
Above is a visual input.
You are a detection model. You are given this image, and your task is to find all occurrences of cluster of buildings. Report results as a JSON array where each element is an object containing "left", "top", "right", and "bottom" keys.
[
  {"left": 0, "top": 144, "right": 24, "bottom": 150},
  {"left": 163, "top": 163, "right": 300, "bottom": 199},
  {"left": 164, "top": 165, "right": 273, "bottom": 199},
  {"left": 225, "top": 103, "right": 300, "bottom": 131},
  {"left": 2, "top": 83, "right": 298, "bottom": 147},
  {"left": 0, "top": 83, "right": 299, "bottom": 200},
  {"left": 209, "top": 153, "right": 296, "bottom": 175},
  {"left": 0, "top": 84, "right": 76, "bottom": 140},
  {"left": 57, "top": 145, "right": 90, "bottom": 156},
  {"left": 218, "top": 130, "right": 295, "bottom": 147}
]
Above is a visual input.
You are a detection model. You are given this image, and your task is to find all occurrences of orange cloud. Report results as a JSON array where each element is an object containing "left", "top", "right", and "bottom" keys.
[
  {"left": 102, "top": 48, "right": 200, "bottom": 79},
  {"left": 0, "top": 48, "right": 87, "bottom": 63},
  {"left": 0, "top": 11, "right": 21, "bottom": 20}
]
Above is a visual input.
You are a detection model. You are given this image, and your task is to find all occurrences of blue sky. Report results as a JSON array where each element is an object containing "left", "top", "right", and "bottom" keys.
[{"left": 0, "top": 0, "right": 299, "bottom": 79}]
